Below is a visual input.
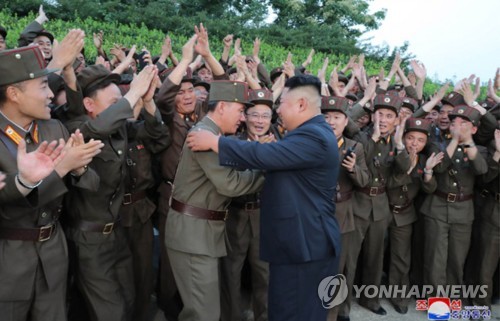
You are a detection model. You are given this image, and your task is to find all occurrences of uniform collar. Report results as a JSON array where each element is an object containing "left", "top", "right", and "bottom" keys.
[{"left": 0, "top": 111, "right": 39, "bottom": 145}]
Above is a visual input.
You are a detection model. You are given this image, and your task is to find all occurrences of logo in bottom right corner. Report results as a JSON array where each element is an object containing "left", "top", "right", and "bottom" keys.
[{"left": 416, "top": 297, "right": 492, "bottom": 320}]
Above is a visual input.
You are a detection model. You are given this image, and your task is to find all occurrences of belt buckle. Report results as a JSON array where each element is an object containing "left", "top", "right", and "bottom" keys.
[
  {"left": 102, "top": 223, "right": 114, "bottom": 234},
  {"left": 447, "top": 193, "right": 457, "bottom": 203},
  {"left": 38, "top": 225, "right": 53, "bottom": 242},
  {"left": 480, "top": 189, "right": 490, "bottom": 198},
  {"left": 369, "top": 187, "right": 378, "bottom": 196},
  {"left": 123, "top": 193, "right": 132, "bottom": 205},
  {"left": 245, "top": 202, "right": 258, "bottom": 211},
  {"left": 392, "top": 205, "right": 402, "bottom": 214},
  {"left": 224, "top": 210, "right": 229, "bottom": 221}
]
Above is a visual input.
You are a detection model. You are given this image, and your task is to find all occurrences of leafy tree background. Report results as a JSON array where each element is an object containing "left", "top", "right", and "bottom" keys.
[{"left": 0, "top": 0, "right": 466, "bottom": 97}]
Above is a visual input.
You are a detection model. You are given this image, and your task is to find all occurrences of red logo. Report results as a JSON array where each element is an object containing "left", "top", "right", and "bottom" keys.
[
  {"left": 416, "top": 299, "right": 428, "bottom": 311},
  {"left": 450, "top": 299, "right": 462, "bottom": 311}
]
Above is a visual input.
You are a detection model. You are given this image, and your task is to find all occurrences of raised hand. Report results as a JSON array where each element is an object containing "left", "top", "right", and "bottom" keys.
[
  {"left": 252, "top": 37, "right": 261, "bottom": 64},
  {"left": 49, "top": 29, "right": 85, "bottom": 69},
  {"left": 487, "top": 79, "right": 500, "bottom": 103},
  {"left": 93, "top": 30, "right": 103, "bottom": 49},
  {"left": 223, "top": 34, "right": 234, "bottom": 48},
  {"left": 302, "top": 49, "right": 315, "bottom": 68},
  {"left": 56, "top": 130, "right": 104, "bottom": 177},
  {"left": 317, "top": 57, "right": 329, "bottom": 84},
  {"left": 36, "top": 4, "right": 49, "bottom": 24},
  {"left": 18, "top": 138, "right": 66, "bottom": 186},
  {"left": 186, "top": 129, "right": 220, "bottom": 152},
  {"left": 425, "top": 152, "right": 444, "bottom": 170},
  {"left": 410, "top": 60, "right": 427, "bottom": 80},
  {"left": 194, "top": 23, "right": 211, "bottom": 57}
]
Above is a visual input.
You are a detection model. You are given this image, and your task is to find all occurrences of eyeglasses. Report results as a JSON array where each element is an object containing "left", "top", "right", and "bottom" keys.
[{"left": 246, "top": 113, "right": 272, "bottom": 120}]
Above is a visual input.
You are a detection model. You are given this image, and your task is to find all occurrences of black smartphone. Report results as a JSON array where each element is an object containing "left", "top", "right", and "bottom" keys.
[{"left": 344, "top": 142, "right": 357, "bottom": 159}]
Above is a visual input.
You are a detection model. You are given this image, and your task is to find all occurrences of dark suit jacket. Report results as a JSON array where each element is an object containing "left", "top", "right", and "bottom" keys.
[{"left": 219, "top": 114, "right": 340, "bottom": 264}]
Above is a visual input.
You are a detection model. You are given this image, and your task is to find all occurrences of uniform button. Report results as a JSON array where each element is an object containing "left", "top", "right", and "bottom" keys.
[
  {"left": 455, "top": 159, "right": 460, "bottom": 163},
  {"left": 457, "top": 148, "right": 462, "bottom": 152},
  {"left": 110, "top": 201, "right": 113, "bottom": 206},
  {"left": 117, "top": 150, "right": 123, "bottom": 155},
  {"left": 453, "top": 183, "right": 457, "bottom": 186},
  {"left": 375, "top": 178, "right": 379, "bottom": 182},
  {"left": 378, "top": 153, "right": 382, "bottom": 157},
  {"left": 399, "top": 196, "right": 403, "bottom": 199},
  {"left": 41, "top": 212, "right": 47, "bottom": 218}
]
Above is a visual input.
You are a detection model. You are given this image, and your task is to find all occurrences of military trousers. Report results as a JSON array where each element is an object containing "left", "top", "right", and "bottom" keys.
[
  {"left": 220, "top": 208, "right": 268, "bottom": 321},
  {"left": 67, "top": 227, "right": 135, "bottom": 321},
  {"left": 0, "top": 257, "right": 67, "bottom": 321},
  {"left": 327, "top": 230, "right": 354, "bottom": 321},
  {"left": 167, "top": 248, "right": 221, "bottom": 321},
  {"left": 340, "top": 214, "right": 391, "bottom": 315},
  {"left": 388, "top": 221, "right": 412, "bottom": 308},
  {"left": 423, "top": 216, "right": 472, "bottom": 291}
]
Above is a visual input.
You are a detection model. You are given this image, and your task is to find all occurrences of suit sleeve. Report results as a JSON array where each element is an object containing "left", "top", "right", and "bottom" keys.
[
  {"left": 218, "top": 128, "right": 332, "bottom": 171},
  {"left": 194, "top": 149, "right": 264, "bottom": 197}
]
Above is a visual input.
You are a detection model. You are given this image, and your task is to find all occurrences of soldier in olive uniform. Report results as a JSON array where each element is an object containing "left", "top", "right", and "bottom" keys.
[
  {"left": 220, "top": 89, "right": 274, "bottom": 321},
  {"left": 165, "top": 81, "right": 265, "bottom": 321},
  {"left": 0, "top": 46, "right": 101, "bottom": 321},
  {"left": 321, "top": 96, "right": 370, "bottom": 321},
  {"left": 386, "top": 118, "right": 443, "bottom": 314},
  {"left": 473, "top": 128, "right": 500, "bottom": 308},
  {"left": 421, "top": 105, "right": 488, "bottom": 293},
  {"left": 64, "top": 64, "right": 164, "bottom": 321},
  {"left": 119, "top": 111, "right": 170, "bottom": 321},
  {"left": 341, "top": 94, "right": 411, "bottom": 318},
  {"left": 154, "top": 31, "right": 228, "bottom": 320}
]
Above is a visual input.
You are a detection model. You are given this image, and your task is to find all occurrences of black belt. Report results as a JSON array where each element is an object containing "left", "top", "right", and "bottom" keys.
[
  {"left": 231, "top": 201, "right": 260, "bottom": 211},
  {"left": 171, "top": 198, "right": 228, "bottom": 221},
  {"left": 122, "top": 190, "right": 147, "bottom": 205},
  {"left": 71, "top": 219, "right": 121, "bottom": 234},
  {"left": 358, "top": 186, "right": 386, "bottom": 196},
  {"left": 0, "top": 224, "right": 56, "bottom": 242},
  {"left": 434, "top": 190, "right": 473, "bottom": 203}
]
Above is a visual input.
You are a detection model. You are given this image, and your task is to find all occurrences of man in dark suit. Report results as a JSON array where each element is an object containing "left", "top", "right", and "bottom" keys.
[{"left": 187, "top": 74, "right": 341, "bottom": 321}]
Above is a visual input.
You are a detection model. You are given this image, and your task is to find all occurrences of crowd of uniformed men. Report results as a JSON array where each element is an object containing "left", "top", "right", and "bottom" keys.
[{"left": 0, "top": 6, "right": 499, "bottom": 321}]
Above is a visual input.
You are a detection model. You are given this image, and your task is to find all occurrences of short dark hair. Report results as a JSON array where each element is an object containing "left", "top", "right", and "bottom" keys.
[
  {"left": 85, "top": 79, "right": 116, "bottom": 99},
  {"left": 284, "top": 74, "right": 321, "bottom": 96},
  {"left": 0, "top": 82, "right": 24, "bottom": 106}
]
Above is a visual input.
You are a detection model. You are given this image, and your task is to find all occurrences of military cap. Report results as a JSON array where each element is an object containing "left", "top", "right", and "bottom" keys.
[
  {"left": 193, "top": 76, "right": 210, "bottom": 91},
  {"left": 401, "top": 97, "right": 419, "bottom": 112},
  {"left": 441, "top": 91, "right": 465, "bottom": 107},
  {"left": 363, "top": 101, "right": 374, "bottom": 113},
  {"left": 270, "top": 67, "right": 283, "bottom": 83},
  {"left": 249, "top": 89, "right": 273, "bottom": 108},
  {"left": 448, "top": 104, "right": 481, "bottom": 126},
  {"left": 388, "top": 84, "right": 404, "bottom": 92},
  {"left": 404, "top": 117, "right": 432, "bottom": 135},
  {"left": 227, "top": 67, "right": 237, "bottom": 76},
  {"left": 48, "top": 73, "right": 65, "bottom": 96},
  {"left": 0, "top": 46, "right": 58, "bottom": 86},
  {"left": 34, "top": 30, "right": 55, "bottom": 44},
  {"left": 373, "top": 94, "right": 402, "bottom": 114},
  {"left": 338, "top": 72, "right": 349, "bottom": 85},
  {"left": 77, "top": 65, "right": 121, "bottom": 97},
  {"left": 480, "top": 99, "right": 496, "bottom": 110},
  {"left": 208, "top": 80, "right": 253, "bottom": 107},
  {"left": 321, "top": 96, "right": 352, "bottom": 115},
  {"left": 345, "top": 93, "right": 358, "bottom": 103},
  {"left": 0, "top": 25, "right": 6, "bottom": 39}
]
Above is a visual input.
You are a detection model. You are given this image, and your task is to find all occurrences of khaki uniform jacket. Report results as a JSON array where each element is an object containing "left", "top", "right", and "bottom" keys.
[
  {"left": 64, "top": 98, "right": 165, "bottom": 241},
  {"left": 347, "top": 103, "right": 411, "bottom": 221},
  {"left": 420, "top": 143, "right": 488, "bottom": 223},
  {"left": 478, "top": 141, "right": 500, "bottom": 228},
  {"left": 335, "top": 137, "right": 369, "bottom": 233},
  {"left": 165, "top": 117, "right": 265, "bottom": 258},
  {"left": 386, "top": 154, "right": 437, "bottom": 227},
  {"left": 0, "top": 116, "right": 99, "bottom": 300}
]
